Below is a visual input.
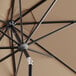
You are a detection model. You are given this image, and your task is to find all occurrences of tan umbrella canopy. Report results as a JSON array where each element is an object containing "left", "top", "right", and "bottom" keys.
[{"left": 0, "top": 0, "right": 76, "bottom": 76}]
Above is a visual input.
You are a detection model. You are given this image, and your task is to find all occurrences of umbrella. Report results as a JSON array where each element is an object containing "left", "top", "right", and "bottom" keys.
[{"left": 0, "top": 0, "right": 76, "bottom": 76}]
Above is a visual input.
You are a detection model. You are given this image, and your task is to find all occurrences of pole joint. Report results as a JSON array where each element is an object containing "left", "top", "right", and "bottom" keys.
[{"left": 27, "top": 57, "right": 33, "bottom": 65}]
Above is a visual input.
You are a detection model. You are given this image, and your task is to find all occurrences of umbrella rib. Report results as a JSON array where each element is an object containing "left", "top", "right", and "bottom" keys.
[
  {"left": 16, "top": 1, "right": 33, "bottom": 76},
  {"left": 16, "top": 20, "right": 76, "bottom": 25},
  {"left": 25, "top": 0, "right": 58, "bottom": 43},
  {"left": 0, "top": 20, "right": 7, "bottom": 29},
  {"left": 14, "top": 0, "right": 46, "bottom": 22},
  {"left": 10, "top": 28, "right": 16, "bottom": 75},
  {"left": 13, "top": 25, "right": 33, "bottom": 76},
  {"left": 15, "top": 0, "right": 25, "bottom": 75},
  {"left": 10, "top": 0, "right": 15, "bottom": 20},
  {"left": 0, "top": 20, "right": 7, "bottom": 24},
  {"left": 0, "top": 27, "right": 8, "bottom": 41},
  {"left": 11, "top": 27, "right": 21, "bottom": 43},
  {"left": 28, "top": 23, "right": 74, "bottom": 45},
  {"left": 33, "top": 42, "right": 76, "bottom": 73},
  {"left": 15, "top": 51, "right": 23, "bottom": 76},
  {"left": 12, "top": 24, "right": 76, "bottom": 73},
  {"left": 0, "top": 50, "right": 19, "bottom": 62},
  {"left": 19, "top": 0, "right": 24, "bottom": 43},
  {"left": 0, "top": 25, "right": 6, "bottom": 29},
  {"left": 0, "top": 46, "right": 18, "bottom": 49},
  {"left": 0, "top": 29, "right": 19, "bottom": 45},
  {"left": 30, "top": 11, "right": 37, "bottom": 36},
  {"left": 28, "top": 49, "right": 52, "bottom": 58}
]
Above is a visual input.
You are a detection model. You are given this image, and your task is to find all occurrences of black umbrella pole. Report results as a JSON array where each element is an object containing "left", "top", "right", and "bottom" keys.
[
  {"left": 24, "top": 50, "right": 33, "bottom": 76},
  {"left": 27, "top": 57, "right": 33, "bottom": 76},
  {"left": 29, "top": 64, "right": 32, "bottom": 76}
]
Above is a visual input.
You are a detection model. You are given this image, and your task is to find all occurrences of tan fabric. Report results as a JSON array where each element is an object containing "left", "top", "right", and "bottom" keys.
[
  {"left": 0, "top": 0, "right": 13, "bottom": 76},
  {"left": 0, "top": 0, "right": 76, "bottom": 76},
  {"left": 0, "top": 0, "right": 11, "bottom": 27}
]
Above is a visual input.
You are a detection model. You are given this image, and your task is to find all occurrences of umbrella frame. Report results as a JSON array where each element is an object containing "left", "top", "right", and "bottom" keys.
[{"left": 0, "top": 0, "right": 76, "bottom": 76}]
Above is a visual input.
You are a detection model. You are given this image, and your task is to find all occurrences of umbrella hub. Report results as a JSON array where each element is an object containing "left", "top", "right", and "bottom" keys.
[
  {"left": 7, "top": 20, "right": 16, "bottom": 27},
  {"left": 18, "top": 43, "right": 29, "bottom": 51}
]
